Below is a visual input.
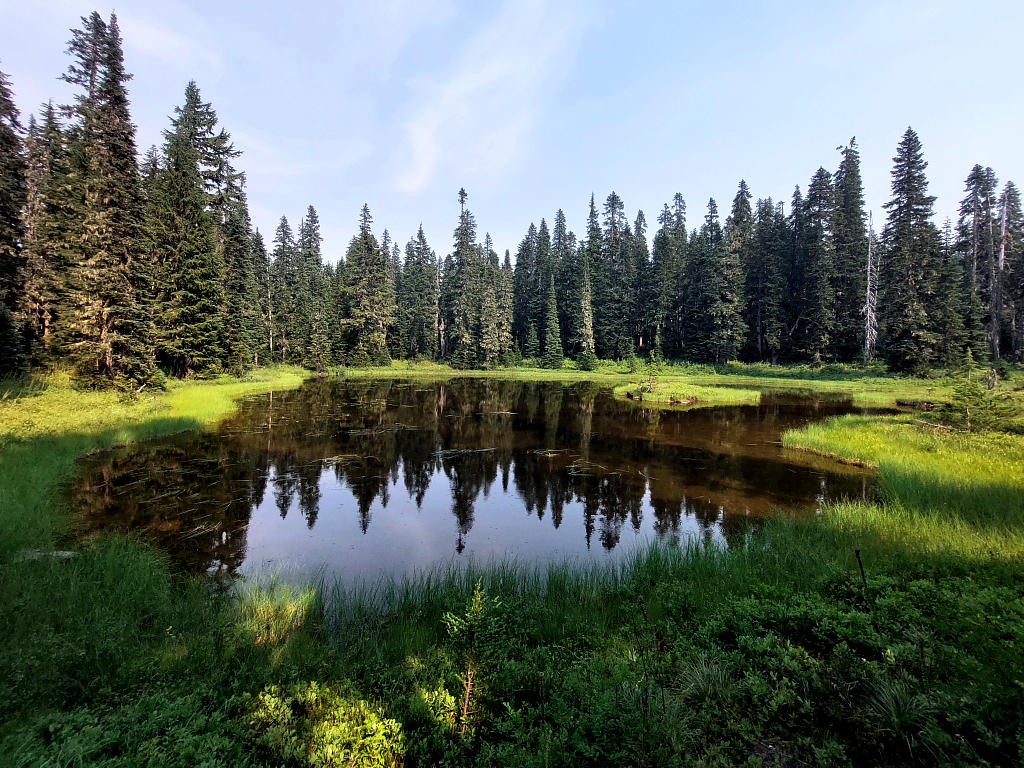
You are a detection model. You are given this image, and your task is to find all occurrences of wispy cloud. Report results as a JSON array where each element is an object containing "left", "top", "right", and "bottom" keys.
[
  {"left": 117, "top": 12, "right": 224, "bottom": 79},
  {"left": 395, "top": 0, "right": 587, "bottom": 194}
]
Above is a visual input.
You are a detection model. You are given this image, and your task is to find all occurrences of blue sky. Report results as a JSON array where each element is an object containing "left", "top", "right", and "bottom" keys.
[{"left": 3, "top": 0, "right": 1022, "bottom": 262}]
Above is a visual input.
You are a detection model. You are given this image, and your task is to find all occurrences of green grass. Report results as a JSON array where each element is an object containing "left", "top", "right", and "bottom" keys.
[
  {"left": 331, "top": 357, "right": 982, "bottom": 408},
  {"left": 783, "top": 413, "right": 1024, "bottom": 561},
  {"left": 2, "top": 363, "right": 1024, "bottom": 766},
  {"left": 0, "top": 366, "right": 307, "bottom": 558},
  {"left": 612, "top": 379, "right": 761, "bottom": 408}
]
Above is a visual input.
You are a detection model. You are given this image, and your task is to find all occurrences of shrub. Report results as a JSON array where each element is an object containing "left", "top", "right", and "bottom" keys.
[{"left": 250, "top": 682, "right": 404, "bottom": 767}]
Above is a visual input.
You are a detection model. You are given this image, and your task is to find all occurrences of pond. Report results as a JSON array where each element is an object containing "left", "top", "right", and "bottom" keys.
[{"left": 72, "top": 377, "right": 875, "bottom": 582}]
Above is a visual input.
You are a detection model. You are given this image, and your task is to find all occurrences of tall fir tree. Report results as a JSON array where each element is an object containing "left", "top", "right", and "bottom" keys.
[
  {"left": 512, "top": 222, "right": 537, "bottom": 350},
  {"left": 957, "top": 164, "right": 1001, "bottom": 360},
  {"left": 270, "top": 216, "right": 299, "bottom": 361},
  {"left": 997, "top": 182, "right": 1023, "bottom": 358},
  {"left": 0, "top": 70, "right": 27, "bottom": 373},
  {"left": 446, "top": 189, "right": 481, "bottom": 368},
  {"left": 20, "top": 103, "right": 78, "bottom": 362},
  {"left": 541, "top": 274, "right": 563, "bottom": 368},
  {"left": 152, "top": 83, "right": 223, "bottom": 376},
  {"left": 344, "top": 204, "right": 392, "bottom": 366},
  {"left": 744, "top": 198, "right": 786, "bottom": 362},
  {"left": 496, "top": 250, "right": 515, "bottom": 364},
  {"left": 66, "top": 14, "right": 155, "bottom": 385},
  {"left": 831, "top": 138, "right": 868, "bottom": 360},
  {"left": 800, "top": 168, "right": 836, "bottom": 360},
  {"left": 879, "top": 127, "right": 943, "bottom": 370}
]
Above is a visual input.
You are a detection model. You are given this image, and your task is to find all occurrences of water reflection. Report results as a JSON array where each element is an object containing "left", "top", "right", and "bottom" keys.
[{"left": 72, "top": 378, "right": 874, "bottom": 580}]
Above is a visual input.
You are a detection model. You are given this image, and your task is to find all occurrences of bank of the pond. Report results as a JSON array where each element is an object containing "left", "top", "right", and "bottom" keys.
[
  {"left": 339, "top": 359, "right": 959, "bottom": 409},
  {"left": 0, "top": 366, "right": 308, "bottom": 558},
  {"left": 2, "top": 364, "right": 1023, "bottom": 767}
]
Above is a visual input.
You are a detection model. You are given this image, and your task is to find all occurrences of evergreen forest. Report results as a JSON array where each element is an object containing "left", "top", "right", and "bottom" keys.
[{"left": 3, "top": 13, "right": 1024, "bottom": 384}]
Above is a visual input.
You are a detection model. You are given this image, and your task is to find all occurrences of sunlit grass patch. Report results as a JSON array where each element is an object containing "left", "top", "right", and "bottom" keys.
[{"left": 612, "top": 380, "right": 760, "bottom": 409}]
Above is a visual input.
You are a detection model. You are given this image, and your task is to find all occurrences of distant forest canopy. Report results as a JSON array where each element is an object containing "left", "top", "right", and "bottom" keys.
[{"left": 1, "top": 12, "right": 1022, "bottom": 387}]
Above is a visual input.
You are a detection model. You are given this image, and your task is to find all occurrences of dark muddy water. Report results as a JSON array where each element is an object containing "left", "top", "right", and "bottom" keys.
[{"left": 72, "top": 378, "right": 874, "bottom": 581}]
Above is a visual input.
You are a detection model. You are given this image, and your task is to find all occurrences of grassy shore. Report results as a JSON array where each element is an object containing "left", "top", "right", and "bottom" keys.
[
  {"left": 340, "top": 358, "right": 963, "bottom": 409},
  {"left": 1, "top": 363, "right": 1023, "bottom": 766}
]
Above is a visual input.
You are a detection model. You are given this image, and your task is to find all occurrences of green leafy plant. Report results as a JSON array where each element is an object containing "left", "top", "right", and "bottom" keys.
[{"left": 250, "top": 682, "right": 404, "bottom": 767}]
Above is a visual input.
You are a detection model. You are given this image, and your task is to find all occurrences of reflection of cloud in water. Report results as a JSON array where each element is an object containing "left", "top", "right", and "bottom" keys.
[{"left": 73, "top": 378, "right": 873, "bottom": 583}]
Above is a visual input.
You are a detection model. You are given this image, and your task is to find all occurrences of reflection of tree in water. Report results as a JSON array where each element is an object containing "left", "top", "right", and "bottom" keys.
[
  {"left": 74, "top": 377, "right": 869, "bottom": 573},
  {"left": 72, "top": 436, "right": 268, "bottom": 577}
]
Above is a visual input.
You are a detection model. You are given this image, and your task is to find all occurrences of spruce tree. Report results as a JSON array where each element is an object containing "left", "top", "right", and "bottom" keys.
[
  {"left": 447, "top": 188, "right": 481, "bottom": 368},
  {"left": 512, "top": 222, "right": 537, "bottom": 349},
  {"left": 496, "top": 250, "right": 515, "bottom": 364},
  {"left": 629, "top": 210, "right": 651, "bottom": 354},
  {"left": 0, "top": 70, "right": 27, "bottom": 374},
  {"left": 152, "top": 83, "right": 223, "bottom": 376},
  {"left": 251, "top": 229, "right": 273, "bottom": 364},
  {"left": 879, "top": 127, "right": 942, "bottom": 370},
  {"left": 401, "top": 225, "right": 439, "bottom": 359},
  {"left": 541, "top": 274, "right": 563, "bottom": 368},
  {"left": 20, "top": 104, "right": 78, "bottom": 362},
  {"left": 800, "top": 168, "right": 836, "bottom": 360},
  {"left": 524, "top": 323, "right": 539, "bottom": 359},
  {"left": 344, "top": 204, "right": 392, "bottom": 366},
  {"left": 221, "top": 205, "right": 262, "bottom": 372},
  {"left": 68, "top": 14, "right": 155, "bottom": 386},
  {"left": 998, "top": 182, "right": 1023, "bottom": 358},
  {"left": 957, "top": 164, "right": 1001, "bottom": 360},
  {"left": 934, "top": 219, "right": 966, "bottom": 366},
  {"left": 831, "top": 138, "right": 869, "bottom": 360},
  {"left": 744, "top": 198, "right": 786, "bottom": 362},
  {"left": 270, "top": 216, "right": 298, "bottom": 361},
  {"left": 712, "top": 192, "right": 748, "bottom": 363}
]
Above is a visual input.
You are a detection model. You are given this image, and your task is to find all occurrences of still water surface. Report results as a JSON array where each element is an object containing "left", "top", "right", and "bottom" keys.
[{"left": 72, "top": 378, "right": 874, "bottom": 581}]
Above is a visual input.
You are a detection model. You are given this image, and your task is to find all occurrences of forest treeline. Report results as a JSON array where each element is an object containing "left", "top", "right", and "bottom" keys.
[{"left": 1, "top": 12, "right": 1023, "bottom": 386}]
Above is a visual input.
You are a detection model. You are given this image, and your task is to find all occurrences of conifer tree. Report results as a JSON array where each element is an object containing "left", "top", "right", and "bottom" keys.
[
  {"left": 831, "top": 138, "right": 868, "bottom": 360},
  {"left": 595, "top": 191, "right": 631, "bottom": 358},
  {"left": 512, "top": 222, "right": 537, "bottom": 349},
  {"left": 957, "top": 164, "right": 1001, "bottom": 359},
  {"left": 577, "top": 254, "right": 597, "bottom": 368},
  {"left": 221, "top": 205, "right": 262, "bottom": 372},
  {"left": 20, "top": 104, "right": 78, "bottom": 362},
  {"left": 744, "top": 198, "right": 786, "bottom": 361},
  {"left": 998, "top": 182, "right": 1023, "bottom": 358},
  {"left": 541, "top": 275, "right": 563, "bottom": 368},
  {"left": 270, "top": 216, "right": 298, "bottom": 361},
  {"left": 532, "top": 218, "right": 553, "bottom": 338},
  {"left": 800, "top": 168, "right": 836, "bottom": 360},
  {"left": 294, "top": 206, "right": 323, "bottom": 361},
  {"left": 524, "top": 323, "right": 539, "bottom": 359},
  {"left": 251, "top": 229, "right": 272, "bottom": 364},
  {"left": 657, "top": 193, "right": 687, "bottom": 358},
  {"left": 552, "top": 209, "right": 578, "bottom": 354},
  {"left": 629, "top": 210, "right": 651, "bottom": 353},
  {"left": 152, "top": 82, "right": 224, "bottom": 376},
  {"left": 933, "top": 218, "right": 966, "bottom": 366},
  {"left": 496, "top": 250, "right": 515, "bottom": 364},
  {"left": 400, "top": 225, "right": 439, "bottom": 359},
  {"left": 66, "top": 14, "right": 155, "bottom": 385},
  {"left": 344, "top": 204, "right": 392, "bottom": 366},
  {"left": 879, "top": 127, "right": 942, "bottom": 370},
  {"left": 711, "top": 192, "right": 748, "bottom": 363},
  {"left": 446, "top": 189, "right": 482, "bottom": 368},
  {"left": 0, "top": 70, "right": 27, "bottom": 374},
  {"left": 478, "top": 241, "right": 501, "bottom": 369}
]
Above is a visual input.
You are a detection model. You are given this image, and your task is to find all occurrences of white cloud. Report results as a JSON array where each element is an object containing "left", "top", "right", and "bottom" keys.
[
  {"left": 395, "top": 0, "right": 587, "bottom": 194},
  {"left": 117, "top": 12, "right": 224, "bottom": 78}
]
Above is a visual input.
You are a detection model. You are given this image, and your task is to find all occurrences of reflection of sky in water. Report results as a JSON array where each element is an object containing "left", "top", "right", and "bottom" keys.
[
  {"left": 242, "top": 464, "right": 727, "bottom": 582},
  {"left": 73, "top": 379, "right": 873, "bottom": 584}
]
